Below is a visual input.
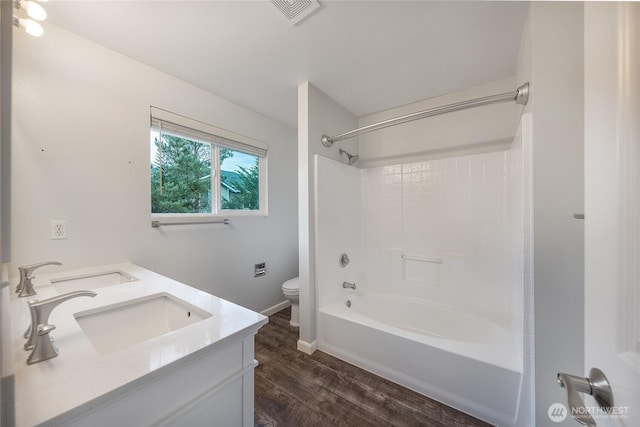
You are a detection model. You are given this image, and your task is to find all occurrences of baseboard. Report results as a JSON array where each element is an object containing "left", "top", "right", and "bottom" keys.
[
  {"left": 296, "top": 339, "right": 317, "bottom": 355},
  {"left": 260, "top": 300, "right": 290, "bottom": 317}
]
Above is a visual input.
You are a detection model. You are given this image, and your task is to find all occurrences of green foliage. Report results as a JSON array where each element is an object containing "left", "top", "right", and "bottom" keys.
[
  {"left": 150, "top": 134, "right": 260, "bottom": 213},
  {"left": 151, "top": 134, "right": 212, "bottom": 213},
  {"left": 220, "top": 147, "right": 234, "bottom": 164},
  {"left": 221, "top": 157, "right": 260, "bottom": 210}
]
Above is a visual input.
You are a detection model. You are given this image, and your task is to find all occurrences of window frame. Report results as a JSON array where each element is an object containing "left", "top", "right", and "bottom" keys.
[{"left": 150, "top": 107, "right": 268, "bottom": 221}]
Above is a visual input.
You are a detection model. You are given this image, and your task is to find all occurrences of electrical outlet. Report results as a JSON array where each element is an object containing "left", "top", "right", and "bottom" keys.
[{"left": 50, "top": 220, "right": 68, "bottom": 240}]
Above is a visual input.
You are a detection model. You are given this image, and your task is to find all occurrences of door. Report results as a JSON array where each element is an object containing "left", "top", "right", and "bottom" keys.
[{"left": 583, "top": 3, "right": 639, "bottom": 427}]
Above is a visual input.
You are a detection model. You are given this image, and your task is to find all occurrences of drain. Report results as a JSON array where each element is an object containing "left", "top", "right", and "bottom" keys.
[{"left": 346, "top": 300, "right": 351, "bottom": 308}]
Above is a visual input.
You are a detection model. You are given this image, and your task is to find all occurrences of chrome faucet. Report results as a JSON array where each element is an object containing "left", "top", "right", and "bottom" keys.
[
  {"left": 342, "top": 281, "right": 356, "bottom": 290},
  {"left": 16, "top": 261, "right": 63, "bottom": 297},
  {"left": 24, "top": 290, "right": 96, "bottom": 362}
]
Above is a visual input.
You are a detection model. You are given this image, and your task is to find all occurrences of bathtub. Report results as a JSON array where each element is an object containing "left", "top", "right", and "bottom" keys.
[{"left": 317, "top": 293, "right": 523, "bottom": 427}]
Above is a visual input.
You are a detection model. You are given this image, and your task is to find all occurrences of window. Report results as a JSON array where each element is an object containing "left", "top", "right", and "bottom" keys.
[{"left": 150, "top": 107, "right": 267, "bottom": 218}]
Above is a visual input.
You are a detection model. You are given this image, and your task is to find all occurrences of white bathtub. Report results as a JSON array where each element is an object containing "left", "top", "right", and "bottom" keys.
[{"left": 317, "top": 293, "right": 523, "bottom": 427}]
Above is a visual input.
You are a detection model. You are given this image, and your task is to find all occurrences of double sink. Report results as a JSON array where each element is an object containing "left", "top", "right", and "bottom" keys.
[
  {"left": 9, "top": 263, "right": 268, "bottom": 426},
  {"left": 32, "top": 268, "right": 212, "bottom": 355}
]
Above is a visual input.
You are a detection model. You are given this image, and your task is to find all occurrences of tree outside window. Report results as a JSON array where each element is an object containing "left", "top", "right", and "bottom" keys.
[
  {"left": 151, "top": 133, "right": 260, "bottom": 214},
  {"left": 220, "top": 148, "right": 260, "bottom": 211}
]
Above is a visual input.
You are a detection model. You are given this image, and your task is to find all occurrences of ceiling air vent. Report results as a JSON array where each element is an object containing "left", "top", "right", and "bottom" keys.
[{"left": 269, "top": 0, "right": 320, "bottom": 25}]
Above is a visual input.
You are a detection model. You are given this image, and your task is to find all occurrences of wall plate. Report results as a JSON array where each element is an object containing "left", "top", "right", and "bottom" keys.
[{"left": 51, "top": 220, "right": 68, "bottom": 240}]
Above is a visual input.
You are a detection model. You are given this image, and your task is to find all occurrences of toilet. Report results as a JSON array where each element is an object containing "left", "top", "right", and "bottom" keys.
[{"left": 281, "top": 277, "right": 300, "bottom": 327}]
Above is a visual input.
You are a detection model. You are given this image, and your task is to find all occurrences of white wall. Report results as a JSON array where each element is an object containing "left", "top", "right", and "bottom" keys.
[
  {"left": 357, "top": 76, "right": 521, "bottom": 167},
  {"left": 518, "top": 4, "right": 585, "bottom": 426},
  {"left": 315, "top": 156, "right": 361, "bottom": 308},
  {"left": 10, "top": 23, "right": 299, "bottom": 313},
  {"left": 532, "top": 5, "right": 585, "bottom": 426},
  {"left": 297, "top": 82, "right": 357, "bottom": 352},
  {"left": 584, "top": 2, "right": 640, "bottom": 419}
]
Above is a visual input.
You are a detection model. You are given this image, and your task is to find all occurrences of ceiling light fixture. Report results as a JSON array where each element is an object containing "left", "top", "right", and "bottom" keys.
[
  {"left": 12, "top": 0, "right": 47, "bottom": 37},
  {"left": 19, "top": 0, "right": 46, "bottom": 21},
  {"left": 12, "top": 16, "right": 44, "bottom": 37}
]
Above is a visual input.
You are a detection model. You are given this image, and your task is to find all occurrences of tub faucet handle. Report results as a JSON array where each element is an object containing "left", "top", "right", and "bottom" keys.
[{"left": 16, "top": 261, "right": 63, "bottom": 297}]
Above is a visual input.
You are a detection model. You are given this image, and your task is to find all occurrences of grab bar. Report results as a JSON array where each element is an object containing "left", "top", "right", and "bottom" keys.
[
  {"left": 151, "top": 218, "right": 230, "bottom": 228},
  {"left": 401, "top": 253, "right": 443, "bottom": 264}
]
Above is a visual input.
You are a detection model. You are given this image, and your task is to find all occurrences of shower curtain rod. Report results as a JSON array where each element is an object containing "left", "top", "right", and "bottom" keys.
[{"left": 321, "top": 82, "right": 529, "bottom": 147}]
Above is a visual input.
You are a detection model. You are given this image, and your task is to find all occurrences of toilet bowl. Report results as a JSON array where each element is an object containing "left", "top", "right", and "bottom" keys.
[{"left": 282, "top": 277, "right": 299, "bottom": 327}]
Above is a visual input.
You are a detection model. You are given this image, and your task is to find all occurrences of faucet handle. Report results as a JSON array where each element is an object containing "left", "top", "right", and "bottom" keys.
[
  {"left": 24, "top": 290, "right": 97, "bottom": 351},
  {"left": 16, "top": 261, "right": 62, "bottom": 297},
  {"left": 27, "top": 324, "right": 58, "bottom": 365}
]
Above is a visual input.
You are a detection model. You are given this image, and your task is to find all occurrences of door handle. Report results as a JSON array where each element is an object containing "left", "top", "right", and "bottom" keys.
[{"left": 557, "top": 367, "right": 614, "bottom": 426}]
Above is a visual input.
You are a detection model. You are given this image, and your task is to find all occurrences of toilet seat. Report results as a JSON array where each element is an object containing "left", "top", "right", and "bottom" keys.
[
  {"left": 282, "top": 288, "right": 298, "bottom": 297},
  {"left": 282, "top": 277, "right": 299, "bottom": 294}
]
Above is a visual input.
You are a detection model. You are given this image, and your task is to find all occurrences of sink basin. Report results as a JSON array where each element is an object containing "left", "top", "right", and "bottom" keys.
[
  {"left": 74, "top": 293, "right": 212, "bottom": 354},
  {"left": 50, "top": 270, "right": 138, "bottom": 293}
]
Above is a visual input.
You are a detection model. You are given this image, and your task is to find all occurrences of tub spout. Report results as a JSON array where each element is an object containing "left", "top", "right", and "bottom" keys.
[{"left": 342, "top": 281, "right": 356, "bottom": 290}]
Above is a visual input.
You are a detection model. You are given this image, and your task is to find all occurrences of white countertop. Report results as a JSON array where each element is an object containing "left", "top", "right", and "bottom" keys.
[{"left": 7, "top": 263, "right": 268, "bottom": 426}]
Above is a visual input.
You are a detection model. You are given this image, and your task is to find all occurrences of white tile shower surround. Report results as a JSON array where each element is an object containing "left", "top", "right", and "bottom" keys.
[
  {"left": 315, "top": 144, "right": 527, "bottom": 425},
  {"left": 361, "top": 150, "right": 522, "bottom": 327}
]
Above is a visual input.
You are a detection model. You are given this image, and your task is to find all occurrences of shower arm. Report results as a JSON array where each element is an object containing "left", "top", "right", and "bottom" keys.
[{"left": 321, "top": 82, "right": 529, "bottom": 147}]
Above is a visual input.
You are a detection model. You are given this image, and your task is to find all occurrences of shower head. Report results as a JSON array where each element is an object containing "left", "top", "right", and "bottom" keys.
[{"left": 339, "top": 149, "right": 359, "bottom": 166}]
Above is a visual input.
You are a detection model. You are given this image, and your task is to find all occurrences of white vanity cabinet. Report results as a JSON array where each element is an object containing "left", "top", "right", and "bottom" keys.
[
  {"left": 49, "top": 335, "right": 260, "bottom": 427},
  {"left": 42, "top": 331, "right": 256, "bottom": 427},
  {"left": 8, "top": 264, "right": 267, "bottom": 427}
]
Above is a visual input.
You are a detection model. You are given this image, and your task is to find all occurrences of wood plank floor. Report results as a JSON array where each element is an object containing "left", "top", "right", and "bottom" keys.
[{"left": 254, "top": 308, "right": 493, "bottom": 427}]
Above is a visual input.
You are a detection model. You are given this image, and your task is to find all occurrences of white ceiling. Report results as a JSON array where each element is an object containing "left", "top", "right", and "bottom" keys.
[{"left": 46, "top": 1, "right": 529, "bottom": 129}]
